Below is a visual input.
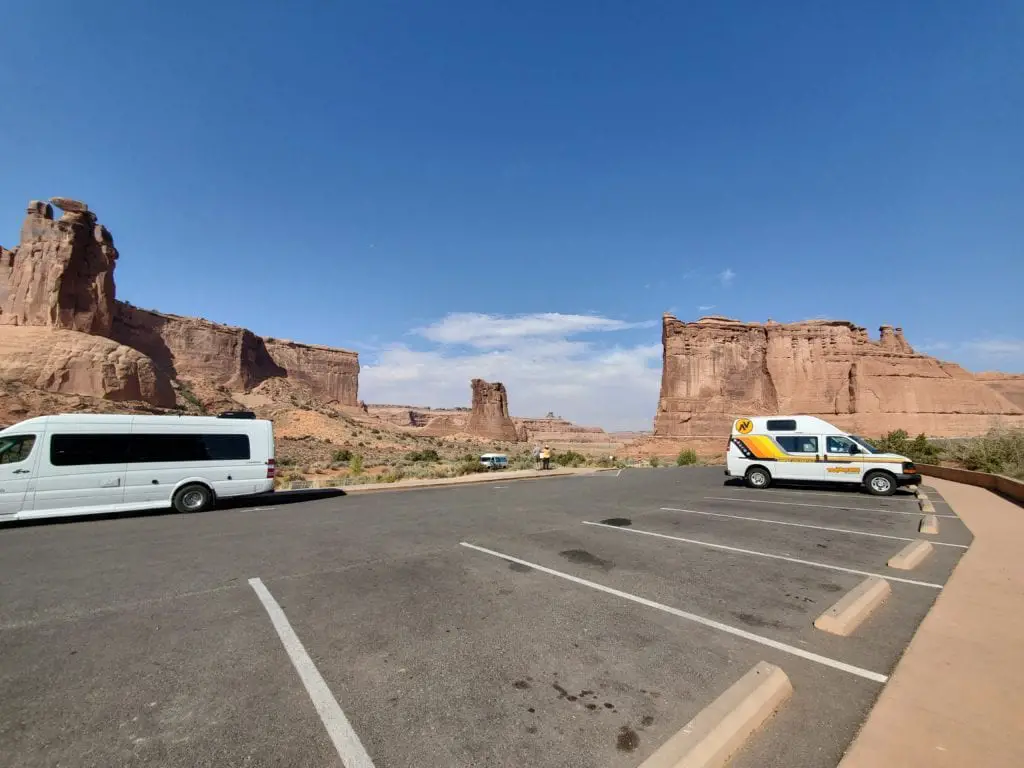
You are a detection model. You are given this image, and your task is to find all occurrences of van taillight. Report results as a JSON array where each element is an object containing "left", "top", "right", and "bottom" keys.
[{"left": 267, "top": 458, "right": 276, "bottom": 478}]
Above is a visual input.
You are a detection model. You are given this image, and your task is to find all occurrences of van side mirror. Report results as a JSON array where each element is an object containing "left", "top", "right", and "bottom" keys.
[{"left": 849, "top": 444, "right": 860, "bottom": 455}]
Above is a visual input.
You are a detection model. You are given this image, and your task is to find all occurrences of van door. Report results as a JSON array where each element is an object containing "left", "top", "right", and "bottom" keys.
[
  {"left": 0, "top": 434, "right": 41, "bottom": 519},
  {"left": 774, "top": 435, "right": 825, "bottom": 481},
  {"left": 822, "top": 435, "right": 865, "bottom": 483},
  {"left": 31, "top": 432, "right": 128, "bottom": 516}
]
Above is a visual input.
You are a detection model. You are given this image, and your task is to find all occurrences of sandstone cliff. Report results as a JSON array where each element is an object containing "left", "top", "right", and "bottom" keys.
[
  {"left": 262, "top": 339, "right": 359, "bottom": 406},
  {"left": 655, "top": 315, "right": 1024, "bottom": 438},
  {"left": 976, "top": 373, "right": 1024, "bottom": 411},
  {"left": 0, "top": 326, "right": 175, "bottom": 407},
  {"left": 514, "top": 417, "right": 609, "bottom": 444},
  {"left": 467, "top": 379, "right": 521, "bottom": 442},
  {"left": 110, "top": 303, "right": 286, "bottom": 392},
  {"left": 1, "top": 199, "right": 117, "bottom": 334}
]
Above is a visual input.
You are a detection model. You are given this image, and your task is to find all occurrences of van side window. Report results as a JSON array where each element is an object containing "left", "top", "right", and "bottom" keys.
[
  {"left": 130, "top": 435, "right": 250, "bottom": 463},
  {"left": 51, "top": 435, "right": 130, "bottom": 466},
  {"left": 0, "top": 435, "right": 36, "bottom": 464},
  {"left": 827, "top": 436, "right": 856, "bottom": 453},
  {"left": 777, "top": 436, "right": 818, "bottom": 453},
  {"left": 767, "top": 419, "right": 797, "bottom": 431}
]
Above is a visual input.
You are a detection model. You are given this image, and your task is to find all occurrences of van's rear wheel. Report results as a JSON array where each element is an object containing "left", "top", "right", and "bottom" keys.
[
  {"left": 864, "top": 471, "right": 896, "bottom": 496},
  {"left": 745, "top": 466, "right": 771, "bottom": 489},
  {"left": 173, "top": 483, "right": 212, "bottom": 513}
]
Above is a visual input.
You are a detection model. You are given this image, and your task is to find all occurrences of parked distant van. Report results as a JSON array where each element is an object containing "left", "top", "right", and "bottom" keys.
[
  {"left": 725, "top": 415, "right": 921, "bottom": 496},
  {"left": 0, "top": 413, "right": 275, "bottom": 522},
  {"left": 479, "top": 453, "right": 508, "bottom": 470}
]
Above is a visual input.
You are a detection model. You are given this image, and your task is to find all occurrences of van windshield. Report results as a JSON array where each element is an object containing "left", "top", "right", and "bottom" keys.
[{"left": 850, "top": 435, "right": 880, "bottom": 454}]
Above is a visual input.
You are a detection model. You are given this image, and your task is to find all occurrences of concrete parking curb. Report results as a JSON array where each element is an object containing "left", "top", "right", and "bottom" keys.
[
  {"left": 919, "top": 499, "right": 936, "bottom": 513},
  {"left": 814, "top": 577, "right": 891, "bottom": 636},
  {"left": 888, "top": 540, "right": 933, "bottom": 570},
  {"left": 918, "top": 514, "right": 939, "bottom": 535},
  {"left": 637, "top": 661, "right": 792, "bottom": 768},
  {"left": 916, "top": 491, "right": 930, "bottom": 501},
  {"left": 340, "top": 467, "right": 602, "bottom": 495}
]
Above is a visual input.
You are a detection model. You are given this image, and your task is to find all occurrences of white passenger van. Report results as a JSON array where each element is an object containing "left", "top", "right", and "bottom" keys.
[
  {"left": 726, "top": 415, "right": 921, "bottom": 496},
  {"left": 0, "top": 413, "right": 275, "bottom": 522}
]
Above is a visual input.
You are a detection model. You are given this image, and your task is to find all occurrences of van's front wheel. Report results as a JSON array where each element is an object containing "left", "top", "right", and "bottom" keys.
[
  {"left": 745, "top": 467, "right": 772, "bottom": 489},
  {"left": 173, "top": 483, "right": 213, "bottom": 513},
  {"left": 864, "top": 471, "right": 897, "bottom": 497}
]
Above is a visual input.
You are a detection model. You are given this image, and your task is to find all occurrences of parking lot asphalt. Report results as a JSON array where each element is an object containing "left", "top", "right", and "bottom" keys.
[{"left": 0, "top": 468, "right": 970, "bottom": 767}]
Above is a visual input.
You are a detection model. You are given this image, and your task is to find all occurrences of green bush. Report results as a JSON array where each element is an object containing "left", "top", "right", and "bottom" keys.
[
  {"left": 405, "top": 448, "right": 440, "bottom": 463},
  {"left": 350, "top": 454, "right": 364, "bottom": 476},
  {"left": 872, "top": 430, "right": 941, "bottom": 464},
  {"left": 332, "top": 448, "right": 352, "bottom": 463},
  {"left": 945, "top": 427, "right": 1024, "bottom": 480},
  {"left": 456, "top": 460, "right": 488, "bottom": 476},
  {"left": 555, "top": 450, "right": 587, "bottom": 468},
  {"left": 676, "top": 449, "right": 698, "bottom": 466},
  {"left": 649, "top": 456, "right": 661, "bottom": 468},
  {"left": 379, "top": 469, "right": 405, "bottom": 483}
]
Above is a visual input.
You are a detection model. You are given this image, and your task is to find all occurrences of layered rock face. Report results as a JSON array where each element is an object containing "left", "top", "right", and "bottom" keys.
[
  {"left": 0, "top": 197, "right": 360, "bottom": 412},
  {"left": 655, "top": 315, "right": 1024, "bottom": 438},
  {"left": 467, "top": 379, "right": 521, "bottom": 441},
  {"left": 111, "top": 303, "right": 286, "bottom": 392},
  {"left": 515, "top": 417, "right": 609, "bottom": 443},
  {"left": 262, "top": 339, "right": 359, "bottom": 406},
  {"left": 0, "top": 199, "right": 117, "bottom": 334},
  {"left": 976, "top": 373, "right": 1024, "bottom": 411},
  {"left": 0, "top": 326, "right": 175, "bottom": 407}
]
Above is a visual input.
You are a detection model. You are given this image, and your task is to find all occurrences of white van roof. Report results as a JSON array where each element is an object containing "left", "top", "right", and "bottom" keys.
[
  {"left": 0, "top": 414, "right": 271, "bottom": 433},
  {"left": 731, "top": 415, "right": 848, "bottom": 435}
]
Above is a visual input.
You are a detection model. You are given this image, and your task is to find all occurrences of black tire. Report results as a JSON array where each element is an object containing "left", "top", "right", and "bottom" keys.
[
  {"left": 172, "top": 483, "right": 213, "bottom": 513},
  {"left": 864, "top": 471, "right": 897, "bottom": 496},
  {"left": 745, "top": 466, "right": 772, "bottom": 489}
]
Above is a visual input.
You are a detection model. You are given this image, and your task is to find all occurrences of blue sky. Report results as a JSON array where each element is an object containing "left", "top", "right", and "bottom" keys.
[{"left": 2, "top": 1, "right": 1021, "bottom": 429}]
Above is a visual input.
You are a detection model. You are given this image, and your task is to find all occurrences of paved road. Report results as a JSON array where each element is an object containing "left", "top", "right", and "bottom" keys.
[{"left": 0, "top": 468, "right": 969, "bottom": 767}]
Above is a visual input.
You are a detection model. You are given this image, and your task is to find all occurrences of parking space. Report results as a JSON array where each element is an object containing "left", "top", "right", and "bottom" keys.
[{"left": 0, "top": 468, "right": 968, "bottom": 767}]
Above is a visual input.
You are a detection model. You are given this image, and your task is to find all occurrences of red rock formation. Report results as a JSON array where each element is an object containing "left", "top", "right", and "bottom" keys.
[
  {"left": 111, "top": 303, "right": 285, "bottom": 392},
  {"left": 467, "top": 379, "right": 520, "bottom": 441},
  {"left": 262, "top": 339, "right": 359, "bottom": 406},
  {"left": 514, "top": 417, "right": 610, "bottom": 444},
  {"left": 976, "top": 373, "right": 1024, "bottom": 411},
  {"left": 655, "top": 314, "right": 1024, "bottom": 438},
  {"left": 0, "top": 326, "right": 175, "bottom": 407},
  {"left": 0, "top": 199, "right": 117, "bottom": 334}
]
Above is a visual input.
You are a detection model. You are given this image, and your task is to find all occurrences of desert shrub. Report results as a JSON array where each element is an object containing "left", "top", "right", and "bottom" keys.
[
  {"left": 379, "top": 469, "right": 405, "bottom": 483},
  {"left": 405, "top": 449, "right": 440, "bottom": 462},
  {"left": 676, "top": 449, "right": 698, "bottom": 466},
  {"left": 461, "top": 453, "right": 477, "bottom": 463},
  {"left": 332, "top": 448, "right": 352, "bottom": 463},
  {"left": 456, "top": 460, "right": 488, "bottom": 476},
  {"left": 555, "top": 450, "right": 587, "bottom": 468},
  {"left": 649, "top": 456, "right": 661, "bottom": 468},
  {"left": 350, "top": 454, "right": 364, "bottom": 476},
  {"left": 945, "top": 427, "right": 1024, "bottom": 480},
  {"left": 872, "top": 430, "right": 941, "bottom": 464}
]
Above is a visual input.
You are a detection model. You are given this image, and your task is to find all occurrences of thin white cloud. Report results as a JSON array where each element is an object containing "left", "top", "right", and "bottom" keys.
[
  {"left": 719, "top": 268, "right": 735, "bottom": 287},
  {"left": 964, "top": 339, "right": 1024, "bottom": 358},
  {"left": 415, "top": 312, "right": 655, "bottom": 348},
  {"left": 919, "top": 338, "right": 1024, "bottom": 372},
  {"left": 362, "top": 312, "right": 662, "bottom": 430},
  {"left": 698, "top": 304, "right": 716, "bottom": 311}
]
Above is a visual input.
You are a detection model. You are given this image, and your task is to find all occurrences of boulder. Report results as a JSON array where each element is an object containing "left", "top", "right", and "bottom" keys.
[{"left": 0, "top": 326, "right": 175, "bottom": 407}]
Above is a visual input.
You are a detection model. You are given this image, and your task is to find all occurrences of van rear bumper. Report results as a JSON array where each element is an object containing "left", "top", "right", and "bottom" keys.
[{"left": 898, "top": 473, "right": 922, "bottom": 487}]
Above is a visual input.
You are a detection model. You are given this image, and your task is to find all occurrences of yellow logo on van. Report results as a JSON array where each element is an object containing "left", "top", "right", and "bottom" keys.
[{"left": 735, "top": 418, "right": 754, "bottom": 435}]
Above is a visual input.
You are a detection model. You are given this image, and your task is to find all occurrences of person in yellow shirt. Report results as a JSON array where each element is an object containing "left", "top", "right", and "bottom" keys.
[{"left": 539, "top": 445, "right": 551, "bottom": 470}]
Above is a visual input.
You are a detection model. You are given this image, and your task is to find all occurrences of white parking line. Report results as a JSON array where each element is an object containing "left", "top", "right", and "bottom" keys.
[
  {"left": 249, "top": 578, "right": 376, "bottom": 768},
  {"left": 704, "top": 496, "right": 958, "bottom": 518},
  {"left": 660, "top": 506, "right": 968, "bottom": 549},
  {"left": 582, "top": 522, "right": 943, "bottom": 589},
  {"left": 460, "top": 542, "right": 888, "bottom": 683}
]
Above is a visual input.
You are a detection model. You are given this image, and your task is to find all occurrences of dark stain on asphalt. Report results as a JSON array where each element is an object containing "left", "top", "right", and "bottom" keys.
[
  {"left": 513, "top": 680, "right": 531, "bottom": 690},
  {"left": 600, "top": 517, "right": 632, "bottom": 527},
  {"left": 526, "top": 725, "right": 538, "bottom": 735},
  {"left": 734, "top": 612, "right": 785, "bottom": 629},
  {"left": 507, "top": 561, "right": 533, "bottom": 573},
  {"left": 559, "top": 549, "right": 613, "bottom": 570},
  {"left": 821, "top": 583, "right": 844, "bottom": 592},
  {"left": 527, "top": 708, "right": 535, "bottom": 713},
  {"left": 617, "top": 726, "right": 640, "bottom": 752},
  {"left": 786, "top": 593, "right": 815, "bottom": 603},
  {"left": 640, "top": 715, "right": 655, "bottom": 727},
  {"left": 604, "top": 702, "right": 614, "bottom": 709},
  {"left": 553, "top": 683, "right": 570, "bottom": 699},
  {"left": 586, "top": 703, "right": 598, "bottom": 710}
]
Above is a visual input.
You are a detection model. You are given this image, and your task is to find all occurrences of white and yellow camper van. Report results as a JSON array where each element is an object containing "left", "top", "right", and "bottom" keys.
[{"left": 725, "top": 415, "right": 921, "bottom": 496}]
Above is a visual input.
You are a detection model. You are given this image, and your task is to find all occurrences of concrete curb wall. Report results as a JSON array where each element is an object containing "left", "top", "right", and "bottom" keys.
[{"left": 916, "top": 464, "right": 1024, "bottom": 507}]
